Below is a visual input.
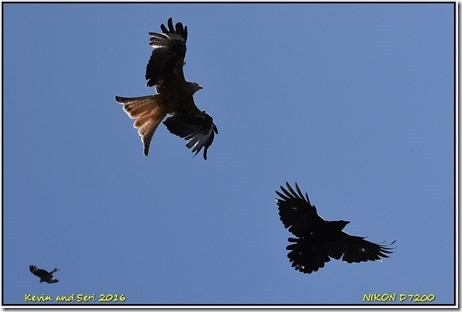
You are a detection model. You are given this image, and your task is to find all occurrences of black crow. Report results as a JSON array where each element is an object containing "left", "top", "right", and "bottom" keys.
[{"left": 276, "top": 182, "right": 395, "bottom": 274}]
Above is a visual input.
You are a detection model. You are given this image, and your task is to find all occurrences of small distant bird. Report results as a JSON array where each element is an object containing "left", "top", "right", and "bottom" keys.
[
  {"left": 29, "top": 265, "right": 60, "bottom": 283},
  {"left": 276, "top": 182, "right": 395, "bottom": 274},
  {"left": 115, "top": 18, "right": 218, "bottom": 159}
]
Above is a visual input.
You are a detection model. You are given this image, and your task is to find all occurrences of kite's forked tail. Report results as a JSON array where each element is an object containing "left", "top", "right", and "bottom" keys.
[{"left": 115, "top": 95, "right": 167, "bottom": 156}]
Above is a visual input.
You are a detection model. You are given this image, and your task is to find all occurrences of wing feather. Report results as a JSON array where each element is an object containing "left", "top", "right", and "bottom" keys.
[
  {"left": 328, "top": 233, "right": 395, "bottom": 263},
  {"left": 146, "top": 18, "right": 187, "bottom": 87},
  {"left": 30, "top": 265, "right": 46, "bottom": 278},
  {"left": 276, "top": 182, "right": 324, "bottom": 237},
  {"left": 163, "top": 111, "right": 218, "bottom": 159}
]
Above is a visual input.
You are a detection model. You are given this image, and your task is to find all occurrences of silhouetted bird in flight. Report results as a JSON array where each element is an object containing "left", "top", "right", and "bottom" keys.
[
  {"left": 276, "top": 182, "right": 395, "bottom": 274},
  {"left": 29, "top": 265, "right": 60, "bottom": 283},
  {"left": 115, "top": 18, "right": 218, "bottom": 159}
]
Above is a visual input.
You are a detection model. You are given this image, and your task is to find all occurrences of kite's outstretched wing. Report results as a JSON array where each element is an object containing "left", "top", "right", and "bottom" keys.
[
  {"left": 163, "top": 112, "right": 218, "bottom": 160},
  {"left": 146, "top": 17, "right": 188, "bottom": 87}
]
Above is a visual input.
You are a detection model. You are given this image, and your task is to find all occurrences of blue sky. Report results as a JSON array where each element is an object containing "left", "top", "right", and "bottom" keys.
[{"left": 3, "top": 3, "right": 455, "bottom": 306}]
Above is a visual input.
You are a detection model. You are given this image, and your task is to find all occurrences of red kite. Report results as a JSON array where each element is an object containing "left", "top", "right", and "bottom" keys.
[
  {"left": 29, "top": 265, "right": 60, "bottom": 283},
  {"left": 116, "top": 18, "right": 218, "bottom": 159}
]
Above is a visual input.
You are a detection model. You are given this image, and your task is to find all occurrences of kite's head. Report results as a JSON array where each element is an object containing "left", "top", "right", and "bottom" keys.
[{"left": 188, "top": 82, "right": 203, "bottom": 94}]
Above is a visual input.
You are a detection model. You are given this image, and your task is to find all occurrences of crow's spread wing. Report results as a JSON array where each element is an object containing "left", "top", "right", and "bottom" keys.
[
  {"left": 163, "top": 112, "right": 218, "bottom": 159},
  {"left": 276, "top": 182, "right": 325, "bottom": 237},
  {"left": 146, "top": 18, "right": 187, "bottom": 87},
  {"left": 284, "top": 233, "right": 394, "bottom": 274},
  {"left": 328, "top": 234, "right": 395, "bottom": 263}
]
